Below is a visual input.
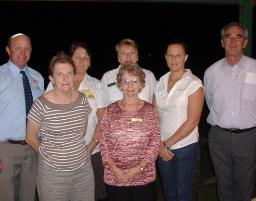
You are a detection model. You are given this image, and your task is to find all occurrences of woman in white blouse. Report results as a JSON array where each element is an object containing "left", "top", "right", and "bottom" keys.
[{"left": 154, "top": 41, "right": 204, "bottom": 201}]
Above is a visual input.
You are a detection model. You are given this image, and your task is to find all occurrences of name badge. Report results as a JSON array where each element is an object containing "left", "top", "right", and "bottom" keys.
[
  {"left": 107, "top": 82, "right": 116, "bottom": 87},
  {"left": 132, "top": 117, "right": 143, "bottom": 122}
]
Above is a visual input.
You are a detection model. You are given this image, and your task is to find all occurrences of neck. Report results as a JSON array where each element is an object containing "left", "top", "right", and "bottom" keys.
[
  {"left": 226, "top": 54, "right": 243, "bottom": 66},
  {"left": 122, "top": 97, "right": 141, "bottom": 112},
  {"left": 53, "top": 89, "right": 74, "bottom": 104},
  {"left": 170, "top": 69, "right": 186, "bottom": 81}
]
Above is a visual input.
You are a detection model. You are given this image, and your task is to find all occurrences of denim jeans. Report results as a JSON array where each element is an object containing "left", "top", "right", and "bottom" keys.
[{"left": 157, "top": 142, "right": 198, "bottom": 201}]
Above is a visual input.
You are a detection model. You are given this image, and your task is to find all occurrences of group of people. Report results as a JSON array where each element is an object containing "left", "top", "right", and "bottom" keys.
[{"left": 0, "top": 21, "right": 255, "bottom": 201}]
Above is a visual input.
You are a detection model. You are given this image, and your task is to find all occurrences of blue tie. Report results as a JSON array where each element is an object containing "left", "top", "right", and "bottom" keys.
[{"left": 20, "top": 71, "right": 33, "bottom": 115}]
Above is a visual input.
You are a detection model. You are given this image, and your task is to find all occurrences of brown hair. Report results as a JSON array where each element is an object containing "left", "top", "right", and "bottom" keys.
[
  {"left": 116, "top": 63, "right": 145, "bottom": 90},
  {"left": 49, "top": 52, "right": 76, "bottom": 76}
]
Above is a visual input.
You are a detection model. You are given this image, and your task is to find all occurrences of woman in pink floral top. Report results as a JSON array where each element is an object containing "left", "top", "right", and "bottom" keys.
[{"left": 99, "top": 63, "right": 160, "bottom": 201}]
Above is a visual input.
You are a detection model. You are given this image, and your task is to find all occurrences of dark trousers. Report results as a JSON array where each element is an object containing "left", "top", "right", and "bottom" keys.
[
  {"left": 106, "top": 181, "right": 156, "bottom": 201},
  {"left": 208, "top": 126, "right": 256, "bottom": 201},
  {"left": 157, "top": 142, "right": 198, "bottom": 201}
]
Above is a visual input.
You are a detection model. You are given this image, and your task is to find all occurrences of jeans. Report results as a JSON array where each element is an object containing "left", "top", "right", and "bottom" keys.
[{"left": 157, "top": 142, "right": 198, "bottom": 201}]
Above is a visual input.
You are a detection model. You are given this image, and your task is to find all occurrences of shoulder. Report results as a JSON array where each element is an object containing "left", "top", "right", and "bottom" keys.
[
  {"left": 86, "top": 74, "right": 101, "bottom": 88},
  {"left": 204, "top": 58, "right": 225, "bottom": 76},
  {"left": 0, "top": 63, "right": 9, "bottom": 79},
  {"left": 101, "top": 68, "right": 117, "bottom": 79},
  {"left": 27, "top": 67, "right": 44, "bottom": 81},
  {"left": 142, "top": 68, "right": 155, "bottom": 77}
]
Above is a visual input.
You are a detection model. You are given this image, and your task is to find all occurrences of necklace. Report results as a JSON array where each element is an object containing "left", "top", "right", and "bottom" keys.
[
  {"left": 122, "top": 99, "right": 141, "bottom": 112},
  {"left": 167, "top": 70, "right": 186, "bottom": 92}
]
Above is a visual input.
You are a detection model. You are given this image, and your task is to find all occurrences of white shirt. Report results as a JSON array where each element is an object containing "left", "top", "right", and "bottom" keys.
[
  {"left": 46, "top": 74, "right": 106, "bottom": 154},
  {"left": 204, "top": 55, "right": 256, "bottom": 129},
  {"left": 101, "top": 65, "right": 156, "bottom": 105},
  {"left": 155, "top": 69, "right": 203, "bottom": 149}
]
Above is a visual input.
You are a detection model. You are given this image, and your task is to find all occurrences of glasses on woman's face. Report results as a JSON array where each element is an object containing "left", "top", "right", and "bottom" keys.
[{"left": 121, "top": 78, "right": 139, "bottom": 86}]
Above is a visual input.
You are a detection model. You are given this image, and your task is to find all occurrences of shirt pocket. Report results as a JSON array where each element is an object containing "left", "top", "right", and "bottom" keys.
[{"left": 242, "top": 83, "right": 256, "bottom": 101}]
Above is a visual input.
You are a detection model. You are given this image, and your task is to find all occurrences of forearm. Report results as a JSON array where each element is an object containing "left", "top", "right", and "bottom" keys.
[
  {"left": 26, "top": 136, "right": 41, "bottom": 152},
  {"left": 165, "top": 120, "right": 198, "bottom": 148}
]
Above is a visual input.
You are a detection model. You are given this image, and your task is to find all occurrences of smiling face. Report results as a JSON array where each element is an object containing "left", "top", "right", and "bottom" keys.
[
  {"left": 49, "top": 62, "right": 75, "bottom": 93},
  {"left": 165, "top": 43, "right": 188, "bottom": 73},
  {"left": 117, "top": 45, "right": 138, "bottom": 65},
  {"left": 221, "top": 25, "right": 248, "bottom": 58},
  {"left": 71, "top": 47, "right": 91, "bottom": 75},
  {"left": 6, "top": 34, "right": 32, "bottom": 69},
  {"left": 120, "top": 71, "right": 142, "bottom": 98}
]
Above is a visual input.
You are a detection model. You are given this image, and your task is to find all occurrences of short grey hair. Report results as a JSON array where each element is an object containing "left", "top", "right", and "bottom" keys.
[{"left": 221, "top": 22, "right": 248, "bottom": 39}]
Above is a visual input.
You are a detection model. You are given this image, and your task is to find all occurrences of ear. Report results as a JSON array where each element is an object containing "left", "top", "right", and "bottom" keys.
[
  {"left": 49, "top": 75, "right": 55, "bottom": 85},
  {"left": 6, "top": 46, "right": 10, "bottom": 56},
  {"left": 184, "top": 54, "right": 188, "bottom": 62},
  {"left": 221, "top": 39, "right": 224, "bottom": 48}
]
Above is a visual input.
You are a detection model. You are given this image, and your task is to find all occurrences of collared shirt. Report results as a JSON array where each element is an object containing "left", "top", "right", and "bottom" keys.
[
  {"left": 46, "top": 74, "right": 106, "bottom": 154},
  {"left": 204, "top": 55, "right": 256, "bottom": 129},
  {"left": 0, "top": 61, "right": 44, "bottom": 141},
  {"left": 155, "top": 69, "right": 203, "bottom": 149},
  {"left": 101, "top": 65, "right": 156, "bottom": 105}
]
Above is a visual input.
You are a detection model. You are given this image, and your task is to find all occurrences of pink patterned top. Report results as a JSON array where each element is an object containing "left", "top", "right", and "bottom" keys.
[{"left": 99, "top": 101, "right": 160, "bottom": 186}]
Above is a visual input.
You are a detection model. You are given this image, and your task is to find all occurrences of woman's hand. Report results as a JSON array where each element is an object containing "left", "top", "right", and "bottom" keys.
[
  {"left": 159, "top": 146, "right": 175, "bottom": 161},
  {"left": 111, "top": 166, "right": 128, "bottom": 183}
]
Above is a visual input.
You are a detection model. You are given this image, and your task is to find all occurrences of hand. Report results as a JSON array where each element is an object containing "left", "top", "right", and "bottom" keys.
[
  {"left": 111, "top": 166, "right": 128, "bottom": 183},
  {"left": 124, "top": 166, "right": 141, "bottom": 181},
  {"left": 159, "top": 147, "right": 175, "bottom": 161},
  {"left": 0, "top": 160, "right": 3, "bottom": 174}
]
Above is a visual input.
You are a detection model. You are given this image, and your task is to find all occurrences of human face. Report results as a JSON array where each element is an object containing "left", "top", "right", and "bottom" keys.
[
  {"left": 49, "top": 63, "right": 75, "bottom": 93},
  {"left": 120, "top": 71, "right": 142, "bottom": 98},
  {"left": 72, "top": 47, "right": 90, "bottom": 75},
  {"left": 165, "top": 44, "right": 188, "bottom": 73},
  {"left": 117, "top": 45, "right": 138, "bottom": 65},
  {"left": 6, "top": 35, "right": 32, "bottom": 69},
  {"left": 221, "top": 25, "right": 248, "bottom": 57}
]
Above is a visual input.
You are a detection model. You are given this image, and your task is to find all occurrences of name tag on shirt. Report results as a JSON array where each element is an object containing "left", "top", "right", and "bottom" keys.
[
  {"left": 107, "top": 82, "right": 116, "bottom": 87},
  {"left": 132, "top": 117, "right": 143, "bottom": 122}
]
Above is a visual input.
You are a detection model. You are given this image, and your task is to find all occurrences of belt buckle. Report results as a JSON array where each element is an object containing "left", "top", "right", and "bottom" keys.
[{"left": 230, "top": 128, "right": 236, "bottom": 134}]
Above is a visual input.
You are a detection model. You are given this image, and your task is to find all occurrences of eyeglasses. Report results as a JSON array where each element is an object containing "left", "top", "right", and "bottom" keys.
[{"left": 121, "top": 78, "right": 139, "bottom": 86}]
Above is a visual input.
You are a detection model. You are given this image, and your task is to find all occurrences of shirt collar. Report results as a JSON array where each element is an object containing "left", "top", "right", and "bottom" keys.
[{"left": 8, "top": 60, "right": 29, "bottom": 77}]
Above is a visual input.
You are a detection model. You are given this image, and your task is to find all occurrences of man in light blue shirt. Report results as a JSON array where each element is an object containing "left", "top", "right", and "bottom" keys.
[
  {"left": 204, "top": 22, "right": 256, "bottom": 201},
  {"left": 0, "top": 33, "right": 44, "bottom": 201}
]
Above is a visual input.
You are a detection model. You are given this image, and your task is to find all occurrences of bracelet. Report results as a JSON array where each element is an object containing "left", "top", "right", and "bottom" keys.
[
  {"left": 93, "top": 138, "right": 99, "bottom": 144},
  {"left": 163, "top": 141, "right": 168, "bottom": 149}
]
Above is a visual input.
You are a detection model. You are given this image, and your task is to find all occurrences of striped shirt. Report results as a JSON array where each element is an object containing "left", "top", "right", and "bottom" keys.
[{"left": 28, "top": 92, "right": 91, "bottom": 171}]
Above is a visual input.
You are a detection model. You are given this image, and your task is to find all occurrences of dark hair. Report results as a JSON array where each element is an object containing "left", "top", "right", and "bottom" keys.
[
  {"left": 165, "top": 40, "right": 188, "bottom": 55},
  {"left": 69, "top": 42, "right": 91, "bottom": 57},
  {"left": 221, "top": 22, "right": 248, "bottom": 39},
  {"left": 116, "top": 63, "right": 145, "bottom": 89},
  {"left": 49, "top": 52, "right": 76, "bottom": 76}
]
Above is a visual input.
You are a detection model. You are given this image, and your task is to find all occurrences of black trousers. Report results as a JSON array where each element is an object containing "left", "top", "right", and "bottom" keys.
[{"left": 106, "top": 181, "right": 156, "bottom": 201}]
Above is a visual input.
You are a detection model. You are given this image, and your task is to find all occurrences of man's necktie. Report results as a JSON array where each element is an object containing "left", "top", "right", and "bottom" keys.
[{"left": 20, "top": 71, "right": 33, "bottom": 115}]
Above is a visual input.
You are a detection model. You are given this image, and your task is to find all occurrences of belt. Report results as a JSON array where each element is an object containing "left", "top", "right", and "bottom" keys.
[
  {"left": 217, "top": 126, "right": 256, "bottom": 134},
  {"left": 5, "top": 140, "right": 27, "bottom": 145}
]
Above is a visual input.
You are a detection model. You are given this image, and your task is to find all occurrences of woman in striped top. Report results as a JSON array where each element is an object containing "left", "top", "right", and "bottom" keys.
[{"left": 26, "top": 52, "right": 94, "bottom": 201}]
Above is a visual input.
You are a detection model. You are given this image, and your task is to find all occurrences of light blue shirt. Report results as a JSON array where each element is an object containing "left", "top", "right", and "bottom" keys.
[
  {"left": 0, "top": 61, "right": 44, "bottom": 141},
  {"left": 204, "top": 55, "right": 256, "bottom": 129}
]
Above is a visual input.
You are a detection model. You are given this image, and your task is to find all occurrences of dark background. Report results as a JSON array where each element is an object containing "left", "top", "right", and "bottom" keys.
[{"left": 0, "top": 2, "right": 248, "bottom": 82}]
